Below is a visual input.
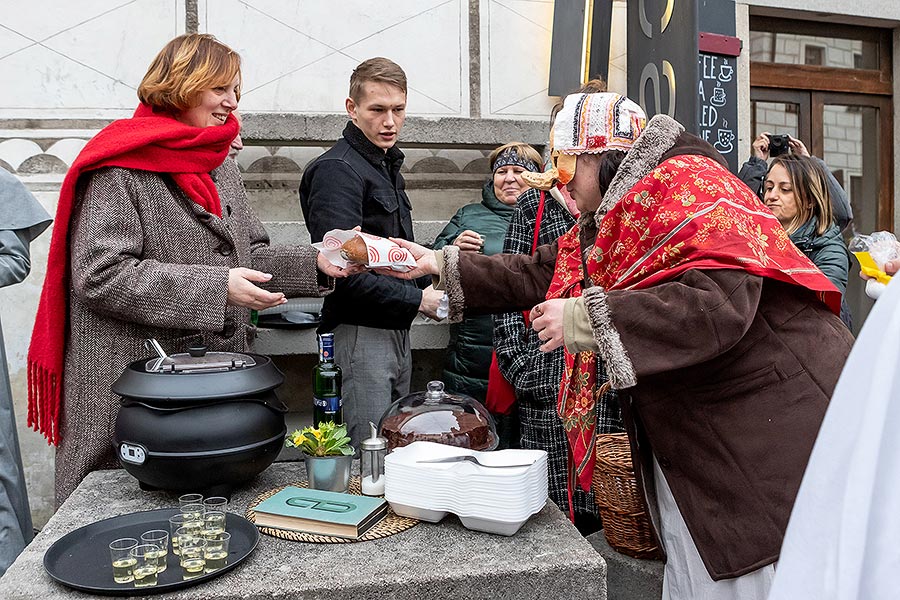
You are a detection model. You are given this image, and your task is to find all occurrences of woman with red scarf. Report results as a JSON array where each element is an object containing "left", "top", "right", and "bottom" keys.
[
  {"left": 383, "top": 93, "right": 854, "bottom": 599},
  {"left": 28, "top": 34, "right": 355, "bottom": 506}
]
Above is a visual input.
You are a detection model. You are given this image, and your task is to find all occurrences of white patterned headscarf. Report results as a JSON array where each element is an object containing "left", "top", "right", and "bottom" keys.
[{"left": 522, "top": 92, "right": 646, "bottom": 190}]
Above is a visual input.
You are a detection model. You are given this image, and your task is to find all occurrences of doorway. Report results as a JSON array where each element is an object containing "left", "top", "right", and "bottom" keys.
[{"left": 749, "top": 16, "right": 894, "bottom": 332}]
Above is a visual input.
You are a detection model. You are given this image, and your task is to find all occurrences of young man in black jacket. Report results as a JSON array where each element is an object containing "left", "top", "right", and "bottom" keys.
[{"left": 299, "top": 57, "right": 441, "bottom": 445}]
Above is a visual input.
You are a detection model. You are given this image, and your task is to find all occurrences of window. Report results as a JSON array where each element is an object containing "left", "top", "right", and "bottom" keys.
[{"left": 804, "top": 45, "right": 824, "bottom": 66}]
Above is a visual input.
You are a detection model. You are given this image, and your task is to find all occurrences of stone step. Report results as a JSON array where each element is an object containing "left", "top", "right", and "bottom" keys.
[
  {"left": 246, "top": 180, "right": 490, "bottom": 235},
  {"left": 586, "top": 531, "right": 664, "bottom": 600}
]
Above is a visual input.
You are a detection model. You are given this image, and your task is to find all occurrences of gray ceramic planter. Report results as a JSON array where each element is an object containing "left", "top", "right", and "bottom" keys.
[{"left": 304, "top": 453, "right": 353, "bottom": 493}]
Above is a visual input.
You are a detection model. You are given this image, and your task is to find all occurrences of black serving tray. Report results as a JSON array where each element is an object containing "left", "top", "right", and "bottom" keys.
[
  {"left": 43, "top": 509, "right": 259, "bottom": 595},
  {"left": 256, "top": 311, "right": 320, "bottom": 329}
]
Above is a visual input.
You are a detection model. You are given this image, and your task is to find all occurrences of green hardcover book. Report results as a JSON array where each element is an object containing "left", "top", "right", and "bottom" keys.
[{"left": 251, "top": 486, "right": 388, "bottom": 539}]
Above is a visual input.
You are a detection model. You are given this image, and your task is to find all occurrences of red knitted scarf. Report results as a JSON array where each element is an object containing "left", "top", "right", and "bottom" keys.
[{"left": 27, "top": 105, "right": 238, "bottom": 444}]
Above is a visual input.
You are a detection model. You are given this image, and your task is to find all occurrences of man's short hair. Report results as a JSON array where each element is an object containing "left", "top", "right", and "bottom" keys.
[
  {"left": 138, "top": 33, "right": 241, "bottom": 112},
  {"left": 349, "top": 58, "right": 407, "bottom": 102}
]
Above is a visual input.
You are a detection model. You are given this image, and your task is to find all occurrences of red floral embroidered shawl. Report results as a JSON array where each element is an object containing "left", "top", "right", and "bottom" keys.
[{"left": 547, "top": 154, "right": 841, "bottom": 491}]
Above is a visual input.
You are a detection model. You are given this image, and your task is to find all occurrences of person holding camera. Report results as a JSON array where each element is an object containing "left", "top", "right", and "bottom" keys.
[
  {"left": 738, "top": 132, "right": 852, "bottom": 232},
  {"left": 763, "top": 153, "right": 852, "bottom": 327}
]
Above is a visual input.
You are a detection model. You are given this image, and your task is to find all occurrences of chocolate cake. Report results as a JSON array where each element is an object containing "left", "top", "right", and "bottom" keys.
[{"left": 381, "top": 409, "right": 493, "bottom": 451}]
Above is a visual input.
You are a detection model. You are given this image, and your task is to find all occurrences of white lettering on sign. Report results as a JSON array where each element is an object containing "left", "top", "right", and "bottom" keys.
[
  {"left": 701, "top": 54, "right": 718, "bottom": 79},
  {"left": 698, "top": 51, "right": 737, "bottom": 165}
]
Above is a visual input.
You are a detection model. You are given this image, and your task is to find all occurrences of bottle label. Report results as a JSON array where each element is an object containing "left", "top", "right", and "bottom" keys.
[
  {"left": 313, "top": 396, "right": 342, "bottom": 412},
  {"left": 318, "top": 334, "right": 335, "bottom": 362}
]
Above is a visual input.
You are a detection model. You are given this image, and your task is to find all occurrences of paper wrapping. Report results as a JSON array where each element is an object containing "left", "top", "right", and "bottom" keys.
[{"left": 313, "top": 229, "right": 416, "bottom": 272}]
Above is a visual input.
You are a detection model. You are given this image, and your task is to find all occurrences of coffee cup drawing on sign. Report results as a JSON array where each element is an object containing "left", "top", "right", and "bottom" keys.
[
  {"left": 718, "top": 63, "right": 734, "bottom": 82},
  {"left": 715, "top": 129, "right": 735, "bottom": 154}
]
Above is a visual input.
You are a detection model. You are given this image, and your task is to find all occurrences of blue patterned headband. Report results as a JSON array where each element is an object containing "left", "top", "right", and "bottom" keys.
[{"left": 492, "top": 148, "right": 539, "bottom": 174}]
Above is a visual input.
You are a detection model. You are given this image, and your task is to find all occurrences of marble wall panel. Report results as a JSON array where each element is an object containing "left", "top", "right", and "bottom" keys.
[
  {"left": 0, "top": 0, "right": 181, "bottom": 118},
  {"left": 482, "top": 0, "right": 556, "bottom": 119},
  {"left": 0, "top": 0, "right": 632, "bottom": 123},
  {"left": 200, "top": 0, "right": 468, "bottom": 117}
]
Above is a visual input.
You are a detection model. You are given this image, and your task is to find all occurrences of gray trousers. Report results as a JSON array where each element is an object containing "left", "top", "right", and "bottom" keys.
[{"left": 333, "top": 324, "right": 411, "bottom": 447}]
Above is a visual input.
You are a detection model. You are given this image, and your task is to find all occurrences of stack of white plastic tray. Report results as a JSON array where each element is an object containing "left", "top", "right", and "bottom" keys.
[{"left": 384, "top": 441, "right": 548, "bottom": 536}]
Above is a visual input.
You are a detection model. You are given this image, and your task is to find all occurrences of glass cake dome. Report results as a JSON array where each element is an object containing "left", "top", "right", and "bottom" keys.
[{"left": 377, "top": 381, "right": 499, "bottom": 452}]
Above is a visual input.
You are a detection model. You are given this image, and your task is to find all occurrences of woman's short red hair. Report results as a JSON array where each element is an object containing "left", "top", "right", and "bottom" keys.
[{"left": 138, "top": 34, "right": 241, "bottom": 112}]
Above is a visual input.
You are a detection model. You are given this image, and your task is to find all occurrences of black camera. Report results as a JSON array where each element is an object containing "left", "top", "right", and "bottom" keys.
[{"left": 768, "top": 134, "right": 790, "bottom": 157}]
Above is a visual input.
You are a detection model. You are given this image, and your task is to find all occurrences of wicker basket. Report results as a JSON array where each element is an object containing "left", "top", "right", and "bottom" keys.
[{"left": 592, "top": 433, "right": 662, "bottom": 559}]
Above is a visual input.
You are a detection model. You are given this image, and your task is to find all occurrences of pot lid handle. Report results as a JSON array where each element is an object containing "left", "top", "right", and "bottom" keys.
[
  {"left": 188, "top": 344, "right": 208, "bottom": 357},
  {"left": 144, "top": 338, "right": 175, "bottom": 372},
  {"left": 145, "top": 338, "right": 168, "bottom": 359}
]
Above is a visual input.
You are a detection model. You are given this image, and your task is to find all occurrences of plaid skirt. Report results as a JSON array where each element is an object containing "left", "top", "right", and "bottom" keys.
[{"left": 518, "top": 370, "right": 623, "bottom": 518}]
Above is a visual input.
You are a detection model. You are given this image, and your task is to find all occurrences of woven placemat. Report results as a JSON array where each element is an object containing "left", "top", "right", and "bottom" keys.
[{"left": 246, "top": 477, "right": 418, "bottom": 543}]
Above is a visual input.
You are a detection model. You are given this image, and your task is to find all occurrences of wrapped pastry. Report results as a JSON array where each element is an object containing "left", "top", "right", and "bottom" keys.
[
  {"left": 340, "top": 235, "right": 370, "bottom": 265},
  {"left": 314, "top": 229, "right": 416, "bottom": 272}
]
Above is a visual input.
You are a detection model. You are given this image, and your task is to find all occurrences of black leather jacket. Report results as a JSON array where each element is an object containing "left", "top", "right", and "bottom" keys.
[{"left": 300, "top": 122, "right": 423, "bottom": 331}]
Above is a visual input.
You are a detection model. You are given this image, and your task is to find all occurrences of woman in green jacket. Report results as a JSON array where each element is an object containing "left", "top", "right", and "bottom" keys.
[
  {"left": 432, "top": 143, "right": 541, "bottom": 426},
  {"left": 763, "top": 153, "right": 852, "bottom": 326}
]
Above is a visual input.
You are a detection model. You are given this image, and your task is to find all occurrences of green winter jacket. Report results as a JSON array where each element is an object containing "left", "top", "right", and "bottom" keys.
[
  {"left": 790, "top": 217, "right": 850, "bottom": 294},
  {"left": 432, "top": 181, "right": 516, "bottom": 401}
]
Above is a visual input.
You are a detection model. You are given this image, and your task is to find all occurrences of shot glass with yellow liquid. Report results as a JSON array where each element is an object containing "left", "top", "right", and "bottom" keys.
[
  {"left": 178, "top": 533, "right": 206, "bottom": 580},
  {"left": 140, "top": 530, "right": 169, "bottom": 573},
  {"left": 203, "top": 531, "right": 230, "bottom": 573},
  {"left": 109, "top": 538, "right": 138, "bottom": 584},
  {"left": 202, "top": 511, "right": 226, "bottom": 539},
  {"left": 130, "top": 544, "right": 160, "bottom": 588},
  {"left": 180, "top": 503, "right": 205, "bottom": 533},
  {"left": 168, "top": 514, "right": 188, "bottom": 556}
]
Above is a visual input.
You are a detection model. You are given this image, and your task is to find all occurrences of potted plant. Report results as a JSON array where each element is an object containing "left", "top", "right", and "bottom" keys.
[{"left": 285, "top": 422, "right": 354, "bottom": 493}]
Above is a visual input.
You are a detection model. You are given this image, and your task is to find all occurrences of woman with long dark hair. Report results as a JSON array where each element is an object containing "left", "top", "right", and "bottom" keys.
[{"left": 764, "top": 153, "right": 851, "bottom": 326}]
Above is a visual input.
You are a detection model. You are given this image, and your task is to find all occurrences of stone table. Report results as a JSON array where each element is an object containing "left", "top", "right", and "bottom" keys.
[{"left": 0, "top": 462, "right": 607, "bottom": 599}]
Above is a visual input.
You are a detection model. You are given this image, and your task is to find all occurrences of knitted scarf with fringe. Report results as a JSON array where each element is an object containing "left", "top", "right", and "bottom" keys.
[{"left": 27, "top": 105, "right": 238, "bottom": 444}]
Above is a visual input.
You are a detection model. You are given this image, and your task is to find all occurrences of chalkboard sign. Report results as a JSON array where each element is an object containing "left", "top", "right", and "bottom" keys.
[{"left": 697, "top": 51, "right": 738, "bottom": 172}]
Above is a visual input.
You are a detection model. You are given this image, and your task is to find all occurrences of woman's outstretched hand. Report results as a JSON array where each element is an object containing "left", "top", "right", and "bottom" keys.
[
  {"left": 373, "top": 238, "right": 439, "bottom": 280},
  {"left": 227, "top": 267, "right": 286, "bottom": 310},
  {"left": 530, "top": 299, "right": 567, "bottom": 352}
]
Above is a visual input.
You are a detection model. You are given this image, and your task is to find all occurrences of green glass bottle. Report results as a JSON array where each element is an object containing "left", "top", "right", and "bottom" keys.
[{"left": 313, "top": 333, "right": 343, "bottom": 426}]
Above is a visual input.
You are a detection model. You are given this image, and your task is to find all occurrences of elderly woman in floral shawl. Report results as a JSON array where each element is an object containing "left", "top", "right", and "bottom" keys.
[{"left": 382, "top": 92, "right": 853, "bottom": 600}]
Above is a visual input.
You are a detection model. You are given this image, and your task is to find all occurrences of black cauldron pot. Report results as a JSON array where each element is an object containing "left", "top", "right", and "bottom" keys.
[{"left": 112, "top": 340, "right": 287, "bottom": 497}]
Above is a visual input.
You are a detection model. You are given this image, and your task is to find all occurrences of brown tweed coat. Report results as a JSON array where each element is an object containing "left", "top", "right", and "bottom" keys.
[{"left": 56, "top": 158, "right": 326, "bottom": 505}]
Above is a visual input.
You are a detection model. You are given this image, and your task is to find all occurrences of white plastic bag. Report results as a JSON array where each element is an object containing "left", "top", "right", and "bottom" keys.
[{"left": 848, "top": 231, "right": 900, "bottom": 299}]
